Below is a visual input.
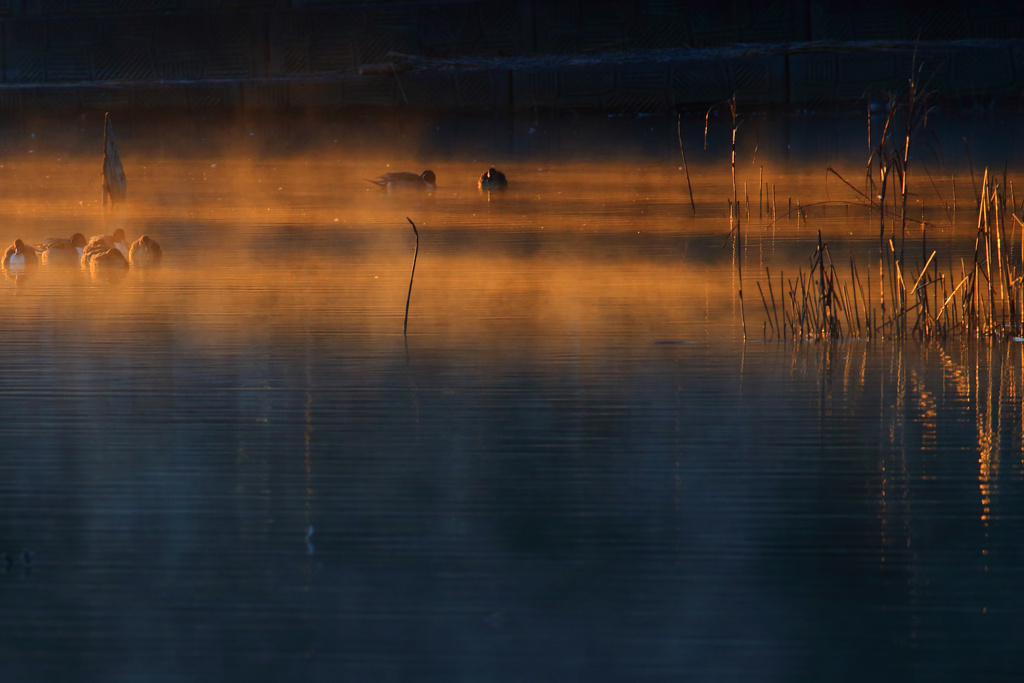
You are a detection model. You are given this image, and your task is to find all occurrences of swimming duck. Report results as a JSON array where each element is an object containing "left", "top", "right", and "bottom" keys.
[
  {"left": 3, "top": 239, "right": 38, "bottom": 272},
  {"left": 128, "top": 235, "right": 162, "bottom": 268},
  {"left": 478, "top": 167, "right": 508, "bottom": 190},
  {"left": 37, "top": 233, "right": 87, "bottom": 267},
  {"left": 368, "top": 170, "right": 436, "bottom": 192}
]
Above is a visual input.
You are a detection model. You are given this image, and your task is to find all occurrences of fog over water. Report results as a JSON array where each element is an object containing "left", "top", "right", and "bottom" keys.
[{"left": 1, "top": 111, "right": 1023, "bottom": 681}]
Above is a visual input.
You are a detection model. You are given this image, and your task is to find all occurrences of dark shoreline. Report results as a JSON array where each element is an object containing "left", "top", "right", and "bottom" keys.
[{"left": 0, "top": 38, "right": 1021, "bottom": 118}]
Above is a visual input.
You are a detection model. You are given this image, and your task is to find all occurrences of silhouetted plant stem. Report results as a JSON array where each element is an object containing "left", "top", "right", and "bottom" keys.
[
  {"left": 404, "top": 217, "right": 419, "bottom": 336},
  {"left": 677, "top": 114, "right": 696, "bottom": 217},
  {"left": 728, "top": 95, "right": 746, "bottom": 340}
]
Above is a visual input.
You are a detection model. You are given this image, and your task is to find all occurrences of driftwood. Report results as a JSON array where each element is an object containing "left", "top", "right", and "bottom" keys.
[{"left": 102, "top": 112, "right": 126, "bottom": 207}]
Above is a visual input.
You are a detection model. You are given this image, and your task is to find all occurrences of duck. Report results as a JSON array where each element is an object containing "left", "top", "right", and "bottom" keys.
[
  {"left": 37, "top": 233, "right": 87, "bottom": 267},
  {"left": 128, "top": 235, "right": 162, "bottom": 268},
  {"left": 3, "top": 239, "right": 38, "bottom": 272},
  {"left": 85, "top": 228, "right": 128, "bottom": 258},
  {"left": 478, "top": 167, "right": 508, "bottom": 190},
  {"left": 367, "top": 170, "right": 436, "bottom": 192},
  {"left": 88, "top": 247, "right": 129, "bottom": 279},
  {"left": 81, "top": 229, "right": 128, "bottom": 267}
]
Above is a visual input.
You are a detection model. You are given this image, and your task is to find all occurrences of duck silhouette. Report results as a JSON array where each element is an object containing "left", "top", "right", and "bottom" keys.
[
  {"left": 478, "top": 167, "right": 508, "bottom": 190},
  {"left": 368, "top": 170, "right": 436, "bottom": 192}
]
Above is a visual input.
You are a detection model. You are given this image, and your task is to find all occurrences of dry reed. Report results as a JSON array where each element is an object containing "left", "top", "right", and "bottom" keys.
[
  {"left": 758, "top": 168, "right": 1021, "bottom": 341},
  {"left": 755, "top": 69, "right": 1024, "bottom": 342}
]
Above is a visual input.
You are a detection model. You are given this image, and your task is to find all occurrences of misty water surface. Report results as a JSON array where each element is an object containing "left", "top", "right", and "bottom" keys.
[{"left": 1, "top": 113, "right": 1023, "bottom": 682}]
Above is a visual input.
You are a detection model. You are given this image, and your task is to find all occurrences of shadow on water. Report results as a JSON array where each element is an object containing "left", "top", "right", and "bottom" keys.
[{"left": 1, "top": 112, "right": 1024, "bottom": 680}]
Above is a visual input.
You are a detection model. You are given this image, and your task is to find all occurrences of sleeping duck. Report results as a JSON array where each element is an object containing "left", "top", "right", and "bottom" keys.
[
  {"left": 37, "top": 233, "right": 87, "bottom": 267},
  {"left": 128, "top": 235, "right": 162, "bottom": 268},
  {"left": 84, "top": 228, "right": 128, "bottom": 260},
  {"left": 3, "top": 239, "right": 38, "bottom": 272},
  {"left": 82, "top": 229, "right": 128, "bottom": 267},
  {"left": 88, "top": 247, "right": 129, "bottom": 281}
]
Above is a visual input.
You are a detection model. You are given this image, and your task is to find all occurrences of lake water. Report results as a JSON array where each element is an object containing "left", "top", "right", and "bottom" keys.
[{"left": 1, "top": 111, "right": 1024, "bottom": 681}]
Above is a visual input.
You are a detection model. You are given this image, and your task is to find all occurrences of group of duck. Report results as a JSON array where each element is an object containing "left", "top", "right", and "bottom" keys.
[
  {"left": 1, "top": 165, "right": 502, "bottom": 277},
  {"left": 2, "top": 228, "right": 162, "bottom": 277},
  {"left": 368, "top": 167, "right": 507, "bottom": 192}
]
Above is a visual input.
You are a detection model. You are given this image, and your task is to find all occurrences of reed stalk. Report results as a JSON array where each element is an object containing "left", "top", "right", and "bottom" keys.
[
  {"left": 677, "top": 114, "right": 697, "bottom": 217},
  {"left": 744, "top": 71, "right": 1024, "bottom": 342},
  {"left": 766, "top": 267, "right": 780, "bottom": 335},
  {"left": 725, "top": 95, "right": 747, "bottom": 341},
  {"left": 759, "top": 167, "right": 763, "bottom": 220},
  {"left": 757, "top": 282, "right": 774, "bottom": 335},
  {"left": 760, "top": 165, "right": 1024, "bottom": 341}
]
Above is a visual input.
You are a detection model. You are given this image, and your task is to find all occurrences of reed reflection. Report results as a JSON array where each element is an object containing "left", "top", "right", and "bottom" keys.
[{"left": 792, "top": 338, "right": 1024, "bottom": 544}]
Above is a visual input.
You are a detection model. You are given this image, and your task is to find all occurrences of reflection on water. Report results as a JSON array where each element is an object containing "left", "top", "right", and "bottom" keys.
[{"left": 1, "top": 118, "right": 1024, "bottom": 681}]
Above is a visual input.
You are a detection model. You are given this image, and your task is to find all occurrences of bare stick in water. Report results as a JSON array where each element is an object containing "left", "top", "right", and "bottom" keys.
[
  {"left": 404, "top": 217, "right": 420, "bottom": 336},
  {"left": 677, "top": 114, "right": 697, "bottom": 216},
  {"left": 101, "top": 112, "right": 126, "bottom": 209}
]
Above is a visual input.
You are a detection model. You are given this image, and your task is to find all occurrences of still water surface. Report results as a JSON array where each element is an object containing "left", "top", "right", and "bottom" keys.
[{"left": 1, "top": 114, "right": 1023, "bottom": 681}]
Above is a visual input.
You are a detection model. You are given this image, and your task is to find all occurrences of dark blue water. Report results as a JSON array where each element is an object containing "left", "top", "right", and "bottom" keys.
[{"left": 4, "top": 327, "right": 1023, "bottom": 681}]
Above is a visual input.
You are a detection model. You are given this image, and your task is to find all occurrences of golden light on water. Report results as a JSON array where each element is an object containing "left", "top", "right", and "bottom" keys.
[
  {"left": 0, "top": 145, "right": 1010, "bottom": 354},
  {"left": 0, "top": 154, "right": 774, "bottom": 349}
]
